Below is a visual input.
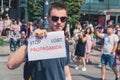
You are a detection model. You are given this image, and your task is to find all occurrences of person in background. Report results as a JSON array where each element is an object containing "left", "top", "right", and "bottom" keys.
[
  {"left": 103, "top": 19, "right": 113, "bottom": 33},
  {"left": 74, "top": 29, "right": 87, "bottom": 71},
  {"left": 91, "top": 26, "right": 95, "bottom": 52},
  {"left": 0, "top": 17, "right": 4, "bottom": 36},
  {"left": 115, "top": 23, "right": 120, "bottom": 61},
  {"left": 17, "top": 19, "right": 22, "bottom": 28},
  {"left": 65, "top": 23, "right": 71, "bottom": 40},
  {"left": 96, "top": 25, "right": 119, "bottom": 80},
  {"left": 96, "top": 25, "right": 104, "bottom": 67},
  {"left": 85, "top": 27, "right": 92, "bottom": 63},
  {"left": 29, "top": 22, "right": 35, "bottom": 34},
  {"left": 7, "top": 2, "right": 72, "bottom": 80},
  {"left": 4, "top": 16, "right": 12, "bottom": 36},
  {"left": 10, "top": 20, "right": 20, "bottom": 32},
  {"left": 73, "top": 22, "right": 82, "bottom": 47},
  {"left": 19, "top": 31, "right": 27, "bottom": 46},
  {"left": 10, "top": 28, "right": 21, "bottom": 51},
  {"left": 73, "top": 22, "right": 82, "bottom": 36}
]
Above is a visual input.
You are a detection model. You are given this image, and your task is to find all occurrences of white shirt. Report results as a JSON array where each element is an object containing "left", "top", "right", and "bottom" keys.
[{"left": 102, "top": 34, "right": 119, "bottom": 55}]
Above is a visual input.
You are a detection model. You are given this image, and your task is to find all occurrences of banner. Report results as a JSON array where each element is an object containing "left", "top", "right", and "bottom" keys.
[{"left": 27, "top": 31, "right": 66, "bottom": 61}]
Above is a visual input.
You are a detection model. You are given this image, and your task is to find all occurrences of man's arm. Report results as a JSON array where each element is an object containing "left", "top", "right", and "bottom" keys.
[
  {"left": 96, "top": 30, "right": 104, "bottom": 38},
  {"left": 7, "top": 45, "right": 27, "bottom": 69},
  {"left": 111, "top": 41, "right": 118, "bottom": 55},
  {"left": 7, "top": 29, "right": 47, "bottom": 70},
  {"left": 64, "top": 65, "right": 72, "bottom": 80}
]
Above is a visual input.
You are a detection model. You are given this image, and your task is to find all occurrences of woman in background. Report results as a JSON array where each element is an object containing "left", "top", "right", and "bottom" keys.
[
  {"left": 85, "top": 27, "right": 92, "bottom": 63},
  {"left": 74, "top": 29, "right": 87, "bottom": 71}
]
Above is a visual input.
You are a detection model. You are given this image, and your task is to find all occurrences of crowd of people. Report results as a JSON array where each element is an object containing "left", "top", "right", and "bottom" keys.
[
  {"left": 0, "top": 1, "right": 118, "bottom": 80},
  {"left": 66, "top": 19, "right": 120, "bottom": 80},
  {"left": 0, "top": 15, "right": 43, "bottom": 51}
]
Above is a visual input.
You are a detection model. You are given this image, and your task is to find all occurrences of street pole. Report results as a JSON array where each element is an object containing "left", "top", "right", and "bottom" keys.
[
  {"left": 25, "top": 0, "right": 28, "bottom": 23},
  {"left": 9, "top": 0, "right": 11, "bottom": 8},
  {"left": 43, "top": 0, "right": 50, "bottom": 29},
  {"left": 0, "top": 0, "right": 4, "bottom": 14},
  {"left": 1, "top": 0, "right": 3, "bottom": 9},
  {"left": 108, "top": 0, "right": 110, "bottom": 9},
  {"left": 88, "top": 0, "right": 91, "bottom": 22}
]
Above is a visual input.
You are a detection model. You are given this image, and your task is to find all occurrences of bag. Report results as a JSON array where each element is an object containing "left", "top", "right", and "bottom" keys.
[
  {"left": 1, "top": 29, "right": 6, "bottom": 36},
  {"left": 24, "top": 61, "right": 34, "bottom": 80}
]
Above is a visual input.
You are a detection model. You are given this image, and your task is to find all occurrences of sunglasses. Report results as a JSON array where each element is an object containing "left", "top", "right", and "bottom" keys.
[{"left": 51, "top": 16, "right": 67, "bottom": 22}]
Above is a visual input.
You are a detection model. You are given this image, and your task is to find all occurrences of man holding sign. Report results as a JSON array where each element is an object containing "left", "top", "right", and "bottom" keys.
[{"left": 7, "top": 2, "right": 72, "bottom": 80}]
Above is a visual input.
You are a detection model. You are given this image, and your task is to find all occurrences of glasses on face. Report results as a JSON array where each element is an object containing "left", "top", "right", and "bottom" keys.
[{"left": 51, "top": 16, "right": 67, "bottom": 22}]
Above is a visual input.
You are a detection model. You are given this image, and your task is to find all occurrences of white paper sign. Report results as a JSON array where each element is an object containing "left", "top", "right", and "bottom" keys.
[{"left": 27, "top": 31, "right": 66, "bottom": 61}]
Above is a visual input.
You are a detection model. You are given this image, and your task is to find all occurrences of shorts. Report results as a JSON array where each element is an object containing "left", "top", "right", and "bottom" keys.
[{"left": 101, "top": 54, "right": 115, "bottom": 68}]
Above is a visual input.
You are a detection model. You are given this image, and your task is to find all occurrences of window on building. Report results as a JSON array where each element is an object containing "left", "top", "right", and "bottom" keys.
[
  {"left": 110, "top": 16, "right": 116, "bottom": 24},
  {"left": 118, "top": 16, "right": 120, "bottom": 23},
  {"left": 0, "top": 0, "right": 1, "bottom": 6},
  {"left": 99, "top": 0, "right": 104, "bottom": 2},
  {"left": 84, "top": 0, "right": 93, "bottom": 4},
  {"left": 3, "top": 0, "right": 9, "bottom": 8},
  {"left": 10, "top": 0, "right": 19, "bottom": 8},
  {"left": 93, "top": 0, "right": 99, "bottom": 3},
  {"left": 84, "top": 0, "right": 99, "bottom": 4}
]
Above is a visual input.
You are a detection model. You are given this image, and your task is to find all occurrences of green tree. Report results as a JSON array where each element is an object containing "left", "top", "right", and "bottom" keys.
[
  {"left": 28, "top": 0, "right": 43, "bottom": 22},
  {"left": 64, "top": 0, "right": 83, "bottom": 24},
  {"left": 28, "top": 0, "right": 83, "bottom": 25}
]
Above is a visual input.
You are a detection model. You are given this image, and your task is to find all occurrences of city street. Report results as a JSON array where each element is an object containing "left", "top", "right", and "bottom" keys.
[
  {"left": 0, "top": 0, "right": 120, "bottom": 80},
  {"left": 0, "top": 45, "right": 119, "bottom": 80}
]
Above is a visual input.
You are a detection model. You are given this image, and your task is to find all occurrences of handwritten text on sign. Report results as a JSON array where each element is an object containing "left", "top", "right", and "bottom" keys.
[{"left": 27, "top": 31, "right": 66, "bottom": 61}]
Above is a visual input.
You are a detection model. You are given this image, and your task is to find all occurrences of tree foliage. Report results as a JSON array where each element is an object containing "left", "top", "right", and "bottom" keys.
[
  {"left": 28, "top": 0, "right": 43, "bottom": 22},
  {"left": 64, "top": 0, "right": 83, "bottom": 24},
  {"left": 28, "top": 0, "right": 83, "bottom": 24}
]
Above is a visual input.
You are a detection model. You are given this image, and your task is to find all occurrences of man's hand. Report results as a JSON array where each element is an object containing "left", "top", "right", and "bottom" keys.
[
  {"left": 110, "top": 51, "right": 114, "bottom": 56},
  {"left": 33, "top": 29, "right": 47, "bottom": 38}
]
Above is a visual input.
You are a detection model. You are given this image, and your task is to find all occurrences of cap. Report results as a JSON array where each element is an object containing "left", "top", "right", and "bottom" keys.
[{"left": 108, "top": 25, "right": 114, "bottom": 29}]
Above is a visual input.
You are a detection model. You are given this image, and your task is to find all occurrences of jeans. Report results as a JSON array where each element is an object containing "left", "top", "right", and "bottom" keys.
[{"left": 10, "top": 39, "right": 18, "bottom": 51}]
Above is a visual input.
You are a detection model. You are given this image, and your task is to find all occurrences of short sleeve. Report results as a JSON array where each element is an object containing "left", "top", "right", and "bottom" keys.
[{"left": 114, "top": 34, "right": 119, "bottom": 42}]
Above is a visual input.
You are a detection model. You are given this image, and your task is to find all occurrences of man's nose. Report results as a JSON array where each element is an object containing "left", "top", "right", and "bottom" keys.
[{"left": 57, "top": 19, "right": 61, "bottom": 24}]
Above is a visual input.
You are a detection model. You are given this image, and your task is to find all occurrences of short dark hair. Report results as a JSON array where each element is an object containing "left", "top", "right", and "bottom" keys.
[
  {"left": 108, "top": 25, "right": 114, "bottom": 29},
  {"left": 85, "top": 27, "right": 92, "bottom": 35},
  {"left": 106, "top": 19, "right": 113, "bottom": 25},
  {"left": 48, "top": 2, "right": 67, "bottom": 16}
]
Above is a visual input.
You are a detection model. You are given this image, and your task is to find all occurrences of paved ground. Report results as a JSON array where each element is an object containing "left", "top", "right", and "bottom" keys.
[
  {"left": 0, "top": 43, "right": 120, "bottom": 80},
  {"left": 70, "top": 49, "right": 119, "bottom": 80}
]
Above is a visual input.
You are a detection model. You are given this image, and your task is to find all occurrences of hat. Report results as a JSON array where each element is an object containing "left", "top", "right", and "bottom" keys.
[{"left": 108, "top": 25, "right": 114, "bottom": 29}]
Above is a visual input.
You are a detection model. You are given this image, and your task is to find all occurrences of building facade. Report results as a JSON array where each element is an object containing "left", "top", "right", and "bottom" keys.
[
  {"left": 80, "top": 0, "right": 120, "bottom": 26},
  {"left": 0, "top": 0, "right": 28, "bottom": 22}
]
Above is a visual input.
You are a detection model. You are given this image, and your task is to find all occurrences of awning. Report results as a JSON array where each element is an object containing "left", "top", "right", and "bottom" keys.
[
  {"left": 98, "top": 8, "right": 120, "bottom": 14},
  {"left": 107, "top": 8, "right": 120, "bottom": 13}
]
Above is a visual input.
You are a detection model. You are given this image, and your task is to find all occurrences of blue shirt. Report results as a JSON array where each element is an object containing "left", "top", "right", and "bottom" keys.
[{"left": 26, "top": 41, "right": 70, "bottom": 80}]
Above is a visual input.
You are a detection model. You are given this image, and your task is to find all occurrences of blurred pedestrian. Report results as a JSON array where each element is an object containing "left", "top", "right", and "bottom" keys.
[
  {"left": 4, "top": 16, "right": 12, "bottom": 36},
  {"left": 96, "top": 25, "right": 119, "bottom": 80},
  {"left": 115, "top": 23, "right": 120, "bottom": 61},
  {"left": 10, "top": 28, "right": 21, "bottom": 51},
  {"left": 85, "top": 27, "right": 92, "bottom": 63},
  {"left": 74, "top": 29, "right": 87, "bottom": 71},
  {"left": 0, "top": 17, "right": 4, "bottom": 36}
]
